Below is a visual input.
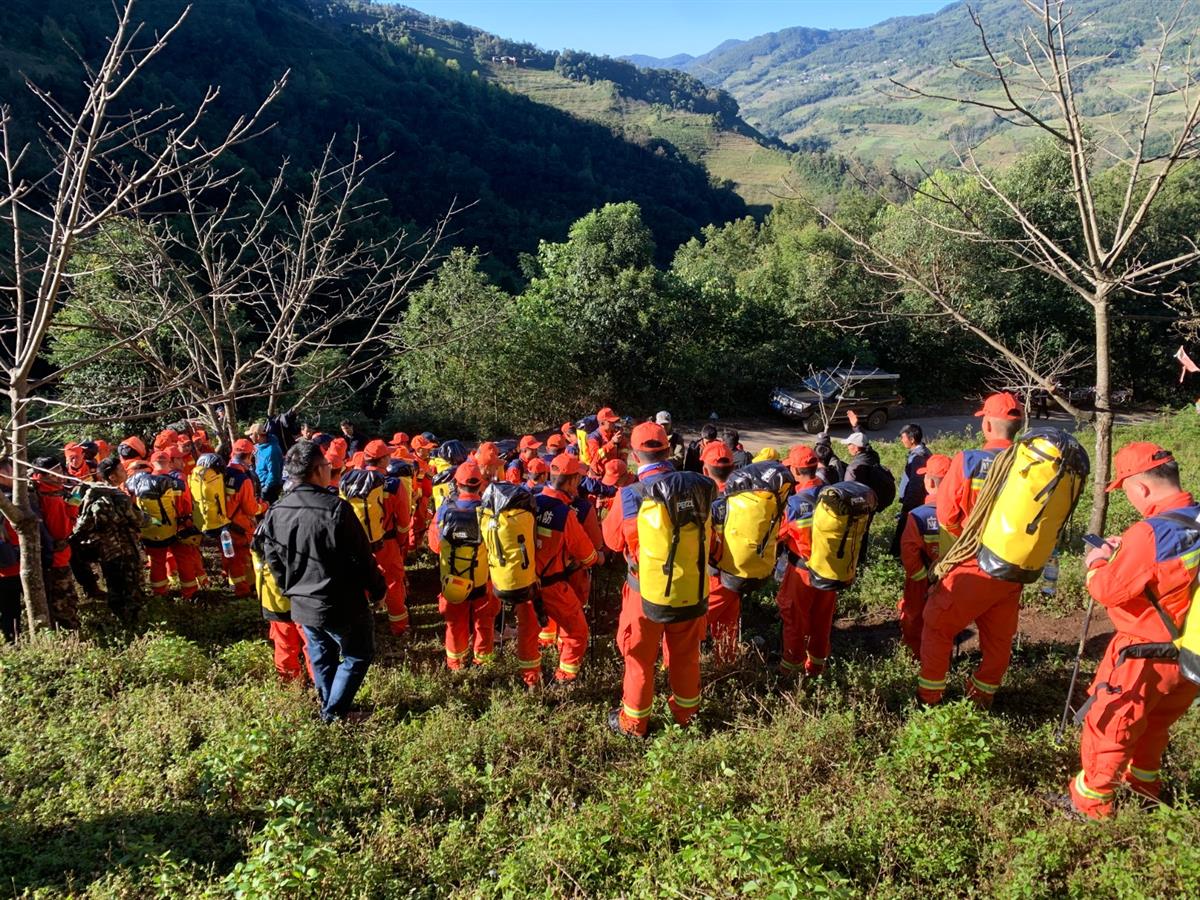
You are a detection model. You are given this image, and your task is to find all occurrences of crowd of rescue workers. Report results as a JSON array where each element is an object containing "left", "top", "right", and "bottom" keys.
[{"left": 5, "top": 391, "right": 1198, "bottom": 820}]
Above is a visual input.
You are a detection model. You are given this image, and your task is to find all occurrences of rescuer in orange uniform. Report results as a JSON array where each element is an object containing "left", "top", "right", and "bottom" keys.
[
  {"left": 142, "top": 450, "right": 204, "bottom": 599},
  {"left": 223, "top": 445, "right": 263, "bottom": 599},
  {"left": 117, "top": 436, "right": 148, "bottom": 473},
  {"left": 361, "top": 439, "right": 413, "bottom": 635},
  {"left": 427, "top": 461, "right": 500, "bottom": 670},
  {"left": 775, "top": 444, "right": 837, "bottom": 676},
  {"left": 700, "top": 440, "right": 741, "bottom": 663},
  {"left": 506, "top": 435, "right": 543, "bottom": 485},
  {"left": 586, "top": 407, "right": 628, "bottom": 476},
  {"left": 603, "top": 421, "right": 704, "bottom": 736},
  {"left": 896, "top": 453, "right": 951, "bottom": 659},
  {"left": 408, "top": 434, "right": 436, "bottom": 549},
  {"left": 918, "top": 392, "right": 1022, "bottom": 706},
  {"left": 1069, "top": 443, "right": 1200, "bottom": 818},
  {"left": 526, "top": 453, "right": 599, "bottom": 684}
]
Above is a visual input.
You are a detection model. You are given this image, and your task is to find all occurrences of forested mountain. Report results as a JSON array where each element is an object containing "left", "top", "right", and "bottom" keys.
[
  {"left": 627, "top": 0, "right": 1200, "bottom": 166},
  {"left": 0, "top": 0, "right": 749, "bottom": 277},
  {"left": 318, "top": 1, "right": 809, "bottom": 210}
]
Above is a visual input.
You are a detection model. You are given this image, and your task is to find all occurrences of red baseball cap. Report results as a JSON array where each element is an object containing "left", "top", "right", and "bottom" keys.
[
  {"left": 455, "top": 461, "right": 483, "bottom": 488},
  {"left": 784, "top": 445, "right": 818, "bottom": 469},
  {"left": 526, "top": 457, "right": 550, "bottom": 475},
  {"left": 550, "top": 453, "right": 582, "bottom": 477},
  {"left": 1106, "top": 442, "right": 1174, "bottom": 492},
  {"left": 231, "top": 438, "right": 256, "bottom": 456},
  {"left": 596, "top": 406, "right": 620, "bottom": 424},
  {"left": 324, "top": 443, "right": 346, "bottom": 468},
  {"left": 153, "top": 429, "right": 179, "bottom": 450},
  {"left": 475, "top": 441, "right": 500, "bottom": 467},
  {"left": 917, "top": 453, "right": 952, "bottom": 478},
  {"left": 975, "top": 391, "right": 1022, "bottom": 421},
  {"left": 700, "top": 441, "right": 733, "bottom": 467},
  {"left": 363, "top": 439, "right": 390, "bottom": 460},
  {"left": 411, "top": 434, "right": 436, "bottom": 450},
  {"left": 389, "top": 432, "right": 410, "bottom": 447},
  {"left": 518, "top": 435, "right": 542, "bottom": 451},
  {"left": 546, "top": 433, "right": 566, "bottom": 452},
  {"left": 602, "top": 458, "right": 627, "bottom": 486},
  {"left": 561, "top": 422, "right": 574, "bottom": 436},
  {"left": 149, "top": 450, "right": 172, "bottom": 468},
  {"left": 631, "top": 421, "right": 669, "bottom": 452}
]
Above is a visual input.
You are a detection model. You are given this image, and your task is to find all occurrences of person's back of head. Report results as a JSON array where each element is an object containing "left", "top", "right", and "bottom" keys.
[
  {"left": 721, "top": 428, "right": 740, "bottom": 450},
  {"left": 285, "top": 440, "right": 329, "bottom": 488},
  {"left": 700, "top": 424, "right": 718, "bottom": 442}
]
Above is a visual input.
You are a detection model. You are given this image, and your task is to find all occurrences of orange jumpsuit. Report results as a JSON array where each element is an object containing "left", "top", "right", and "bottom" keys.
[
  {"left": 428, "top": 493, "right": 499, "bottom": 669},
  {"left": 898, "top": 499, "right": 940, "bottom": 658},
  {"left": 141, "top": 475, "right": 204, "bottom": 599},
  {"left": 366, "top": 464, "right": 412, "bottom": 635},
  {"left": 918, "top": 439, "right": 1017, "bottom": 706},
  {"left": 542, "top": 491, "right": 604, "bottom": 648},
  {"left": 603, "top": 462, "right": 704, "bottom": 735},
  {"left": 1070, "top": 492, "right": 1200, "bottom": 818},
  {"left": 586, "top": 427, "right": 629, "bottom": 477},
  {"left": 410, "top": 457, "right": 433, "bottom": 552},
  {"left": 775, "top": 476, "right": 837, "bottom": 675},
  {"left": 222, "top": 464, "right": 260, "bottom": 598},
  {"left": 525, "top": 486, "right": 598, "bottom": 683},
  {"left": 705, "top": 478, "right": 744, "bottom": 666}
]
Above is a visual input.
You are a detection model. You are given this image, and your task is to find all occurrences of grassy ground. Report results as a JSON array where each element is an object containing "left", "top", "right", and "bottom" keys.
[{"left": 2, "top": 411, "right": 1199, "bottom": 897}]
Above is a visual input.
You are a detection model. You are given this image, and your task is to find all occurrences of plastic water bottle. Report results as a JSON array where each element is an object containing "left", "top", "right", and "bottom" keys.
[
  {"left": 773, "top": 554, "right": 788, "bottom": 584},
  {"left": 1040, "top": 550, "right": 1060, "bottom": 597},
  {"left": 220, "top": 527, "right": 236, "bottom": 559}
]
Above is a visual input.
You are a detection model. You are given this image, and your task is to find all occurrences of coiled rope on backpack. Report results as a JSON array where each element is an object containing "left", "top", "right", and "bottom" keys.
[{"left": 932, "top": 443, "right": 1019, "bottom": 582}]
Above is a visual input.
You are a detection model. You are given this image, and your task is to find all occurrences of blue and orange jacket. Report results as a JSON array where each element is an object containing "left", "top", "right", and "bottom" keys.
[
  {"left": 778, "top": 476, "right": 823, "bottom": 564},
  {"left": 900, "top": 498, "right": 941, "bottom": 583},
  {"left": 534, "top": 487, "right": 599, "bottom": 582},
  {"left": 936, "top": 439, "right": 1012, "bottom": 539},
  {"left": 1086, "top": 491, "right": 1200, "bottom": 643}
]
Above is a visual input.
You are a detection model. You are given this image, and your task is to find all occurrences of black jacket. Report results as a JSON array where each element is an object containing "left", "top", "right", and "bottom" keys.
[
  {"left": 254, "top": 482, "right": 386, "bottom": 629},
  {"left": 845, "top": 445, "right": 896, "bottom": 510}
]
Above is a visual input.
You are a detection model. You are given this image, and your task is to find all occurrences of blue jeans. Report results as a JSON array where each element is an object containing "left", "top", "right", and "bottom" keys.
[{"left": 303, "top": 611, "right": 375, "bottom": 722}]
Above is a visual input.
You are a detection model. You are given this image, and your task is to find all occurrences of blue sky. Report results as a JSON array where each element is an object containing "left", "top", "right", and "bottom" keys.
[{"left": 400, "top": 1, "right": 954, "bottom": 58}]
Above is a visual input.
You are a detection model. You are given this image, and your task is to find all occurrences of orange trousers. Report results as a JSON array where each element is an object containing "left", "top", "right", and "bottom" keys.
[
  {"left": 145, "top": 542, "right": 203, "bottom": 598},
  {"left": 541, "top": 581, "right": 589, "bottom": 680},
  {"left": 1070, "top": 633, "right": 1200, "bottom": 818},
  {"left": 438, "top": 589, "right": 499, "bottom": 669},
  {"left": 918, "top": 560, "right": 1022, "bottom": 705},
  {"left": 706, "top": 576, "right": 741, "bottom": 666},
  {"left": 897, "top": 576, "right": 930, "bottom": 660},
  {"left": 222, "top": 537, "right": 252, "bottom": 598},
  {"left": 268, "top": 620, "right": 313, "bottom": 682},
  {"left": 511, "top": 600, "right": 545, "bottom": 687},
  {"left": 540, "top": 568, "right": 595, "bottom": 647},
  {"left": 616, "top": 584, "right": 704, "bottom": 736},
  {"left": 373, "top": 539, "right": 408, "bottom": 635},
  {"left": 776, "top": 563, "right": 836, "bottom": 675}
]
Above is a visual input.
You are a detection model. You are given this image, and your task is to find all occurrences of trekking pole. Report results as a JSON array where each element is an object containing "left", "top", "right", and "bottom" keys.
[{"left": 1056, "top": 595, "right": 1095, "bottom": 744}]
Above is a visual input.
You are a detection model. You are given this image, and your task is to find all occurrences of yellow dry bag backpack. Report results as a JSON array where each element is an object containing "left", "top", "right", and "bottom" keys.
[
  {"left": 431, "top": 467, "right": 458, "bottom": 513},
  {"left": 574, "top": 416, "right": 599, "bottom": 466},
  {"left": 808, "top": 482, "right": 878, "bottom": 591},
  {"left": 478, "top": 482, "right": 537, "bottom": 602},
  {"left": 250, "top": 527, "right": 291, "bottom": 620},
  {"left": 189, "top": 453, "right": 230, "bottom": 534},
  {"left": 635, "top": 471, "right": 717, "bottom": 622},
  {"left": 126, "top": 471, "right": 181, "bottom": 544},
  {"left": 340, "top": 468, "right": 388, "bottom": 545},
  {"left": 976, "top": 428, "right": 1089, "bottom": 583},
  {"left": 438, "top": 505, "right": 489, "bottom": 604},
  {"left": 716, "top": 461, "right": 795, "bottom": 592}
]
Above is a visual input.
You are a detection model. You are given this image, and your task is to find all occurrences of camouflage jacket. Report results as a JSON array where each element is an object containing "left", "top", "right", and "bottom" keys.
[{"left": 72, "top": 484, "right": 144, "bottom": 560}]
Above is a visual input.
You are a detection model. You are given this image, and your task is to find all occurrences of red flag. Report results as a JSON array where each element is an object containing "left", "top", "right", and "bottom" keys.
[{"left": 1177, "top": 345, "right": 1200, "bottom": 382}]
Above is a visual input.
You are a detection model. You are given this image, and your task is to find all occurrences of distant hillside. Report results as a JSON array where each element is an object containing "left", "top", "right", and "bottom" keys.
[
  {"left": 329, "top": 1, "right": 807, "bottom": 209},
  {"left": 0, "top": 0, "right": 749, "bottom": 279},
  {"left": 627, "top": 0, "right": 1200, "bottom": 167}
]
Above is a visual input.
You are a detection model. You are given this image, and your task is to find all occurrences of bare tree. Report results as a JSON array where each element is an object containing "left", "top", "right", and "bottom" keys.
[
  {"left": 0, "top": 1, "right": 283, "bottom": 629},
  {"left": 787, "top": 359, "right": 868, "bottom": 434},
  {"left": 793, "top": 0, "right": 1200, "bottom": 534},
  {"left": 77, "top": 139, "right": 460, "bottom": 446},
  {"left": 970, "top": 328, "right": 1090, "bottom": 425}
]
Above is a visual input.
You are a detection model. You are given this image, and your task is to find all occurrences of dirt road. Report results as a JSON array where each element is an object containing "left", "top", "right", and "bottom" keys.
[{"left": 681, "top": 407, "right": 1159, "bottom": 454}]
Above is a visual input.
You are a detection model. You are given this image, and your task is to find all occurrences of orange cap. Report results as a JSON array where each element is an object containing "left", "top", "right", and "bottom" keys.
[
  {"left": 149, "top": 450, "right": 172, "bottom": 469},
  {"left": 546, "top": 433, "right": 566, "bottom": 452},
  {"left": 700, "top": 441, "right": 733, "bottom": 467},
  {"left": 561, "top": 422, "right": 574, "bottom": 436},
  {"left": 527, "top": 457, "right": 550, "bottom": 475},
  {"left": 631, "top": 422, "right": 669, "bottom": 452},
  {"left": 389, "top": 432, "right": 410, "bottom": 447},
  {"left": 518, "top": 435, "right": 543, "bottom": 451},
  {"left": 411, "top": 434, "right": 436, "bottom": 450},
  {"left": 120, "top": 436, "right": 147, "bottom": 458},
  {"left": 602, "top": 458, "right": 627, "bottom": 486},
  {"left": 596, "top": 406, "right": 620, "bottom": 424},
  {"left": 153, "top": 429, "right": 179, "bottom": 450},
  {"left": 975, "top": 391, "right": 1022, "bottom": 420},
  {"left": 363, "top": 439, "right": 390, "bottom": 460},
  {"left": 324, "top": 443, "right": 346, "bottom": 469},
  {"left": 917, "top": 453, "right": 952, "bottom": 478},
  {"left": 231, "top": 438, "right": 256, "bottom": 456},
  {"left": 1106, "top": 442, "right": 1174, "bottom": 492},
  {"left": 455, "top": 461, "right": 483, "bottom": 488},
  {"left": 550, "top": 453, "right": 582, "bottom": 477},
  {"left": 390, "top": 444, "right": 414, "bottom": 461},
  {"left": 475, "top": 441, "right": 500, "bottom": 467},
  {"left": 784, "top": 445, "right": 818, "bottom": 469}
]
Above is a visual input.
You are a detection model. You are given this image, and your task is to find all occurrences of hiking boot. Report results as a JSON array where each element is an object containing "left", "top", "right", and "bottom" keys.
[{"left": 607, "top": 708, "right": 647, "bottom": 740}]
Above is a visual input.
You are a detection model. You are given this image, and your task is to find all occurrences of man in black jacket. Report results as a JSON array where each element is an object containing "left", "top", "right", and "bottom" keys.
[
  {"left": 890, "top": 423, "right": 931, "bottom": 557},
  {"left": 257, "top": 440, "right": 386, "bottom": 723}
]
